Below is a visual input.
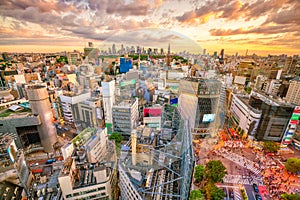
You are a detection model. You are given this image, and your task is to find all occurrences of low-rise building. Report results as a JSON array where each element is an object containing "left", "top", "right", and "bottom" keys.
[{"left": 59, "top": 128, "right": 117, "bottom": 200}]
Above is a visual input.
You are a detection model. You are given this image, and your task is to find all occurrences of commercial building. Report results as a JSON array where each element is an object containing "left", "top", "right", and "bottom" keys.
[
  {"left": 281, "top": 106, "right": 300, "bottom": 146},
  {"left": 119, "top": 105, "right": 194, "bottom": 200},
  {"left": 143, "top": 106, "right": 162, "bottom": 128},
  {"left": 58, "top": 128, "right": 117, "bottom": 200},
  {"left": 74, "top": 97, "right": 104, "bottom": 130},
  {"left": 0, "top": 136, "right": 32, "bottom": 199},
  {"left": 0, "top": 110, "right": 41, "bottom": 148},
  {"left": 229, "top": 94, "right": 262, "bottom": 138},
  {"left": 112, "top": 98, "right": 138, "bottom": 139},
  {"left": 285, "top": 77, "right": 300, "bottom": 105},
  {"left": 59, "top": 91, "right": 91, "bottom": 123},
  {"left": 178, "top": 77, "right": 222, "bottom": 138},
  {"left": 249, "top": 91, "right": 294, "bottom": 141},
  {"left": 120, "top": 58, "right": 133, "bottom": 73},
  {"left": 102, "top": 79, "right": 115, "bottom": 133},
  {"left": 26, "top": 85, "right": 57, "bottom": 152},
  {"left": 67, "top": 51, "right": 81, "bottom": 65}
]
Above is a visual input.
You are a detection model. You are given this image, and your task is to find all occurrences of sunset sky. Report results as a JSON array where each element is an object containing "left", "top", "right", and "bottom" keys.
[{"left": 0, "top": 0, "right": 299, "bottom": 55}]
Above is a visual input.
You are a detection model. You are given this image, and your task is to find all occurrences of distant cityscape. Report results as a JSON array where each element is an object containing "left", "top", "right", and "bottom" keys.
[{"left": 0, "top": 41, "right": 299, "bottom": 200}]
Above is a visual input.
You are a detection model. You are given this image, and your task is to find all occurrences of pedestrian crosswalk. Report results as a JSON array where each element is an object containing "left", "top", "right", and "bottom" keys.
[
  {"left": 233, "top": 188, "right": 242, "bottom": 200},
  {"left": 223, "top": 174, "right": 263, "bottom": 185},
  {"left": 215, "top": 148, "right": 262, "bottom": 176}
]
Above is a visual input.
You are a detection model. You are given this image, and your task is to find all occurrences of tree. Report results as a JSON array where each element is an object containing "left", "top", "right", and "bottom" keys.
[
  {"left": 204, "top": 182, "right": 225, "bottom": 200},
  {"left": 285, "top": 158, "right": 300, "bottom": 174},
  {"left": 194, "top": 165, "right": 205, "bottom": 183},
  {"left": 109, "top": 132, "right": 123, "bottom": 156},
  {"left": 281, "top": 193, "right": 300, "bottom": 200},
  {"left": 204, "top": 160, "right": 226, "bottom": 183},
  {"left": 190, "top": 190, "right": 203, "bottom": 200},
  {"left": 263, "top": 141, "right": 280, "bottom": 153},
  {"left": 109, "top": 132, "right": 122, "bottom": 144},
  {"left": 244, "top": 87, "right": 252, "bottom": 94}
]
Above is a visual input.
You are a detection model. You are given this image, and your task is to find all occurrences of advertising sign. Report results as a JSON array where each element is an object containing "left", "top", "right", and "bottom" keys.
[{"left": 281, "top": 106, "right": 300, "bottom": 146}]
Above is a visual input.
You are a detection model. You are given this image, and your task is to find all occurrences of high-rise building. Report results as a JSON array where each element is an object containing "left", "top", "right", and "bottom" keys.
[
  {"left": 102, "top": 79, "right": 115, "bottom": 133},
  {"left": 112, "top": 98, "right": 138, "bottom": 139},
  {"left": 249, "top": 91, "right": 294, "bottom": 141},
  {"left": 112, "top": 44, "right": 116, "bottom": 54},
  {"left": 178, "top": 77, "right": 222, "bottom": 138},
  {"left": 26, "top": 85, "right": 57, "bottom": 152},
  {"left": 229, "top": 94, "right": 262, "bottom": 139},
  {"left": 285, "top": 77, "right": 300, "bottom": 105}
]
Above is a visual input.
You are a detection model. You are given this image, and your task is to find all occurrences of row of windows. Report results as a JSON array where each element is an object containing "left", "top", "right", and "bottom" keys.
[{"left": 66, "top": 186, "right": 106, "bottom": 199}]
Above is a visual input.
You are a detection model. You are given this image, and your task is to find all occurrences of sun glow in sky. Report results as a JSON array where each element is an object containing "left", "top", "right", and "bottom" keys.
[{"left": 0, "top": 0, "right": 299, "bottom": 56}]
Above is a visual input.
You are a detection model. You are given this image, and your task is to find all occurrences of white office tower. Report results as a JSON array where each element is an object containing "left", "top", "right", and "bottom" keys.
[{"left": 102, "top": 79, "right": 115, "bottom": 130}]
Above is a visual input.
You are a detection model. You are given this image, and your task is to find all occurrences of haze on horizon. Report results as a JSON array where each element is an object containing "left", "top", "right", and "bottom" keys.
[{"left": 0, "top": 0, "right": 299, "bottom": 56}]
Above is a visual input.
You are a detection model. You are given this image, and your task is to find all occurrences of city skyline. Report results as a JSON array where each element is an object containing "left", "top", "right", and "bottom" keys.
[{"left": 0, "top": 0, "right": 299, "bottom": 55}]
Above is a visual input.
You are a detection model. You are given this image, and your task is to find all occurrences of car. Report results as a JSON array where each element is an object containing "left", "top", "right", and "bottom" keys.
[
  {"left": 253, "top": 183, "right": 259, "bottom": 193},
  {"left": 228, "top": 188, "right": 234, "bottom": 199},
  {"left": 255, "top": 194, "right": 262, "bottom": 200}
]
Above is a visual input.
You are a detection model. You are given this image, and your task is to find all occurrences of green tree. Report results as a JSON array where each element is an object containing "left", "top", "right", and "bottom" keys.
[
  {"left": 194, "top": 165, "right": 205, "bottom": 183},
  {"left": 109, "top": 132, "right": 122, "bottom": 144},
  {"left": 244, "top": 87, "right": 252, "bottom": 94},
  {"left": 285, "top": 158, "right": 300, "bottom": 174},
  {"left": 204, "top": 182, "right": 225, "bottom": 200},
  {"left": 204, "top": 160, "right": 226, "bottom": 183},
  {"left": 281, "top": 193, "right": 300, "bottom": 200},
  {"left": 56, "top": 56, "right": 68, "bottom": 64},
  {"left": 109, "top": 132, "right": 122, "bottom": 156},
  {"left": 190, "top": 190, "right": 203, "bottom": 200},
  {"left": 263, "top": 141, "right": 280, "bottom": 153}
]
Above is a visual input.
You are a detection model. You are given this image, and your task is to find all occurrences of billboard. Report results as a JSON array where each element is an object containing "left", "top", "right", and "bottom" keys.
[
  {"left": 120, "top": 79, "right": 136, "bottom": 87},
  {"left": 7, "top": 140, "right": 18, "bottom": 163},
  {"left": 144, "top": 108, "right": 162, "bottom": 117},
  {"left": 202, "top": 114, "right": 215, "bottom": 123},
  {"left": 170, "top": 98, "right": 178, "bottom": 107},
  {"left": 281, "top": 106, "right": 300, "bottom": 146}
]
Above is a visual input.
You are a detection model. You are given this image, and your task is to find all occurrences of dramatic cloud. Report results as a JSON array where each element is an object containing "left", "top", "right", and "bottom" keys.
[
  {"left": 176, "top": 0, "right": 242, "bottom": 23},
  {"left": 0, "top": 0, "right": 299, "bottom": 54},
  {"left": 209, "top": 25, "right": 300, "bottom": 36},
  {"left": 106, "top": 0, "right": 150, "bottom": 16}
]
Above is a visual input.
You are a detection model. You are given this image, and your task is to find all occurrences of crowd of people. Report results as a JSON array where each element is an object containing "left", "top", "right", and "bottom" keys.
[{"left": 262, "top": 163, "right": 300, "bottom": 199}]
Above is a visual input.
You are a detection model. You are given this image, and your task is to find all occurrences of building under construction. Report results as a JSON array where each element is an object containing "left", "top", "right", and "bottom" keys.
[{"left": 119, "top": 105, "right": 194, "bottom": 200}]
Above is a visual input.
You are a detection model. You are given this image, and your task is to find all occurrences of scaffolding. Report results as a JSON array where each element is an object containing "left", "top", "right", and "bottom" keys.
[{"left": 119, "top": 105, "right": 194, "bottom": 200}]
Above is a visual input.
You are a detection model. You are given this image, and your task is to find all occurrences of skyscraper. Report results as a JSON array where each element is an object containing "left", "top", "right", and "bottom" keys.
[
  {"left": 112, "top": 43, "right": 116, "bottom": 54},
  {"left": 178, "top": 77, "right": 222, "bottom": 138},
  {"left": 26, "top": 85, "right": 57, "bottom": 152}
]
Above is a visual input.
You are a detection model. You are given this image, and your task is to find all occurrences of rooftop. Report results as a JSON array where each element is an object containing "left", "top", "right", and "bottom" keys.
[{"left": 0, "top": 107, "right": 32, "bottom": 118}]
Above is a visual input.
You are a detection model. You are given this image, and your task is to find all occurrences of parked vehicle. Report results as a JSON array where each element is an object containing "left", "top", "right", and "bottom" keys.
[
  {"left": 255, "top": 194, "right": 262, "bottom": 200},
  {"left": 253, "top": 183, "right": 259, "bottom": 193}
]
